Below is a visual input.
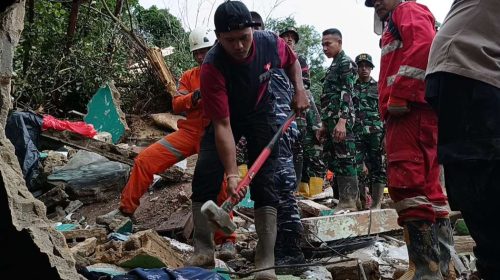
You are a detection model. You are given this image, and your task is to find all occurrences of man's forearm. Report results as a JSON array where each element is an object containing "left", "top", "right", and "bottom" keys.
[{"left": 213, "top": 119, "right": 238, "bottom": 176}]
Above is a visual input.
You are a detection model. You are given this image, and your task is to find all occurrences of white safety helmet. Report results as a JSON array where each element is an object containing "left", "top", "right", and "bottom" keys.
[{"left": 189, "top": 27, "right": 216, "bottom": 52}]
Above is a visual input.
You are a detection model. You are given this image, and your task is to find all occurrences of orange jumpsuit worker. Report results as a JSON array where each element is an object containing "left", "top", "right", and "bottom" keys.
[{"left": 98, "top": 27, "right": 236, "bottom": 256}]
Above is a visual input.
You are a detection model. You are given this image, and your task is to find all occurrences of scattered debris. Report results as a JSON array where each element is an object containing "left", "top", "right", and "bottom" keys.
[
  {"left": 92, "top": 229, "right": 185, "bottom": 269},
  {"left": 61, "top": 227, "right": 108, "bottom": 243}
]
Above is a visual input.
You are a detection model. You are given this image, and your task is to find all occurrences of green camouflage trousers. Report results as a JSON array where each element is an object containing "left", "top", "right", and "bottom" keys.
[
  {"left": 302, "top": 127, "right": 326, "bottom": 182},
  {"left": 355, "top": 132, "right": 386, "bottom": 185},
  {"left": 323, "top": 118, "right": 357, "bottom": 177}
]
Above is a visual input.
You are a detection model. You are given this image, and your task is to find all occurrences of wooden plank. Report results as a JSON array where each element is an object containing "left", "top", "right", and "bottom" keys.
[
  {"left": 62, "top": 228, "right": 107, "bottom": 243},
  {"left": 302, "top": 209, "right": 401, "bottom": 242},
  {"left": 298, "top": 199, "right": 334, "bottom": 217},
  {"left": 454, "top": 235, "right": 475, "bottom": 255}
]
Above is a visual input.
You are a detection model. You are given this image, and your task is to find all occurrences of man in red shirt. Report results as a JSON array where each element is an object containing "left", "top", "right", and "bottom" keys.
[
  {"left": 365, "top": 0, "right": 454, "bottom": 278},
  {"left": 186, "top": 1, "right": 309, "bottom": 279}
]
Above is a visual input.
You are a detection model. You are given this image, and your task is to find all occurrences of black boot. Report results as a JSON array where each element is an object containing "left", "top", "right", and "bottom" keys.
[
  {"left": 370, "top": 183, "right": 385, "bottom": 209},
  {"left": 254, "top": 206, "right": 278, "bottom": 280},
  {"left": 282, "top": 231, "right": 305, "bottom": 264},
  {"left": 435, "top": 218, "right": 456, "bottom": 280},
  {"left": 185, "top": 202, "right": 215, "bottom": 268},
  {"left": 274, "top": 230, "right": 285, "bottom": 264},
  {"left": 335, "top": 176, "right": 359, "bottom": 212},
  {"left": 399, "top": 220, "right": 443, "bottom": 280}
]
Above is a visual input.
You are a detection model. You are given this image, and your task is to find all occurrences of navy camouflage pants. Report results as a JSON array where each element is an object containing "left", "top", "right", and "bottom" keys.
[{"left": 275, "top": 156, "right": 303, "bottom": 233}]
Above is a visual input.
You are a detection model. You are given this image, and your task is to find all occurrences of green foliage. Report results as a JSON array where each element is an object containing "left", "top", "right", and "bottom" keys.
[
  {"left": 266, "top": 16, "right": 325, "bottom": 103},
  {"left": 13, "top": 0, "right": 192, "bottom": 116}
]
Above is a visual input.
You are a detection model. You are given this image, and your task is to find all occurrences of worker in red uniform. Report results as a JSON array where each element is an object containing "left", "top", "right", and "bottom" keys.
[
  {"left": 97, "top": 27, "right": 237, "bottom": 259},
  {"left": 365, "top": 0, "right": 454, "bottom": 279}
]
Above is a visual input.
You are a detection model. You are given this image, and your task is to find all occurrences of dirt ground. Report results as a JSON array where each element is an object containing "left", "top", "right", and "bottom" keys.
[
  {"left": 73, "top": 154, "right": 197, "bottom": 232},
  {"left": 70, "top": 115, "right": 196, "bottom": 231}
]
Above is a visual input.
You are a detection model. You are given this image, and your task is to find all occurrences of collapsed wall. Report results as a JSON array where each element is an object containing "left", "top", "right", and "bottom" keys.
[{"left": 0, "top": 2, "right": 80, "bottom": 279}]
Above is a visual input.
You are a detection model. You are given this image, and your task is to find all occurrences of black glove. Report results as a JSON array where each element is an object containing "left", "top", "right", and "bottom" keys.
[{"left": 191, "top": 89, "right": 201, "bottom": 105}]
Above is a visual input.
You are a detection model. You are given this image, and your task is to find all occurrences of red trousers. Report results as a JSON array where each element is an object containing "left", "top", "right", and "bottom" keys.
[
  {"left": 385, "top": 105, "right": 449, "bottom": 225},
  {"left": 119, "top": 128, "right": 236, "bottom": 244}
]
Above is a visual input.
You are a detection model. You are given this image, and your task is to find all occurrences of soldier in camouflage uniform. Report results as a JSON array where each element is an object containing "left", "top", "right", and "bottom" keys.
[
  {"left": 353, "top": 53, "right": 386, "bottom": 210},
  {"left": 268, "top": 69, "right": 304, "bottom": 265},
  {"left": 280, "top": 27, "right": 326, "bottom": 196},
  {"left": 319, "top": 28, "right": 359, "bottom": 211},
  {"left": 300, "top": 95, "right": 326, "bottom": 191}
]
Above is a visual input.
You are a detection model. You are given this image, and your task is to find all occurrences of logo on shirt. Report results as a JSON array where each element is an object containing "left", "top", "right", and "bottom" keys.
[{"left": 258, "top": 62, "right": 272, "bottom": 83}]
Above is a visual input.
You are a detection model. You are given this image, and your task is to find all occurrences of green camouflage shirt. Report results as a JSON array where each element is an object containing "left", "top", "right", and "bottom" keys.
[
  {"left": 320, "top": 50, "right": 357, "bottom": 126},
  {"left": 353, "top": 77, "right": 383, "bottom": 134}
]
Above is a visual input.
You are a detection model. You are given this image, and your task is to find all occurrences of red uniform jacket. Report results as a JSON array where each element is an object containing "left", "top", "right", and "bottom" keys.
[{"left": 379, "top": 1, "right": 436, "bottom": 120}]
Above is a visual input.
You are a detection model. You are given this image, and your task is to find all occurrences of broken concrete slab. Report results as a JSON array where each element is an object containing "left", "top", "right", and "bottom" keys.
[
  {"left": 119, "top": 230, "right": 185, "bottom": 269},
  {"left": 302, "top": 209, "right": 401, "bottom": 243},
  {"left": 84, "top": 82, "right": 129, "bottom": 144},
  {"left": 298, "top": 199, "right": 334, "bottom": 217},
  {"left": 70, "top": 237, "right": 97, "bottom": 257},
  {"left": 93, "top": 229, "right": 185, "bottom": 269}
]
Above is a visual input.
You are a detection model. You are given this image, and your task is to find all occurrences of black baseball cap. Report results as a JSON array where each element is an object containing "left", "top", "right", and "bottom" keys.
[
  {"left": 365, "top": 0, "right": 374, "bottom": 7},
  {"left": 214, "top": 1, "right": 261, "bottom": 33}
]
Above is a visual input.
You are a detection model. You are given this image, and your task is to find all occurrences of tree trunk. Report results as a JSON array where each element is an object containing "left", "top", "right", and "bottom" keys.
[
  {"left": 0, "top": 2, "right": 81, "bottom": 278},
  {"left": 105, "top": 0, "right": 124, "bottom": 64},
  {"left": 66, "top": 0, "right": 80, "bottom": 50}
]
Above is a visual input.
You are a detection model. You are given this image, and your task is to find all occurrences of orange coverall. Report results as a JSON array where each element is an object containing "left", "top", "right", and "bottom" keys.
[{"left": 119, "top": 66, "right": 235, "bottom": 244}]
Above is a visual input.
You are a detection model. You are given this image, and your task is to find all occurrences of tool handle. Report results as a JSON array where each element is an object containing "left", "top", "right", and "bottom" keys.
[{"left": 221, "top": 112, "right": 296, "bottom": 213}]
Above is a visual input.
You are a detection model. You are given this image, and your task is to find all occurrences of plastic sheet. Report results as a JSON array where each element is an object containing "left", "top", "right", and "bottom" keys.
[{"left": 42, "top": 114, "right": 97, "bottom": 138}]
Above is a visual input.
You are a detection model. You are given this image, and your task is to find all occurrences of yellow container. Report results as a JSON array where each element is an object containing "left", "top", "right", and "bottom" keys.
[
  {"left": 238, "top": 164, "right": 248, "bottom": 178},
  {"left": 298, "top": 182, "right": 310, "bottom": 197},
  {"left": 309, "top": 177, "right": 324, "bottom": 197}
]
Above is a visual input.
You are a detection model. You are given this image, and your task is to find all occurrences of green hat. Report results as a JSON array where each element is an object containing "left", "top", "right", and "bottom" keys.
[
  {"left": 279, "top": 27, "right": 299, "bottom": 43},
  {"left": 355, "top": 53, "right": 375, "bottom": 68}
]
